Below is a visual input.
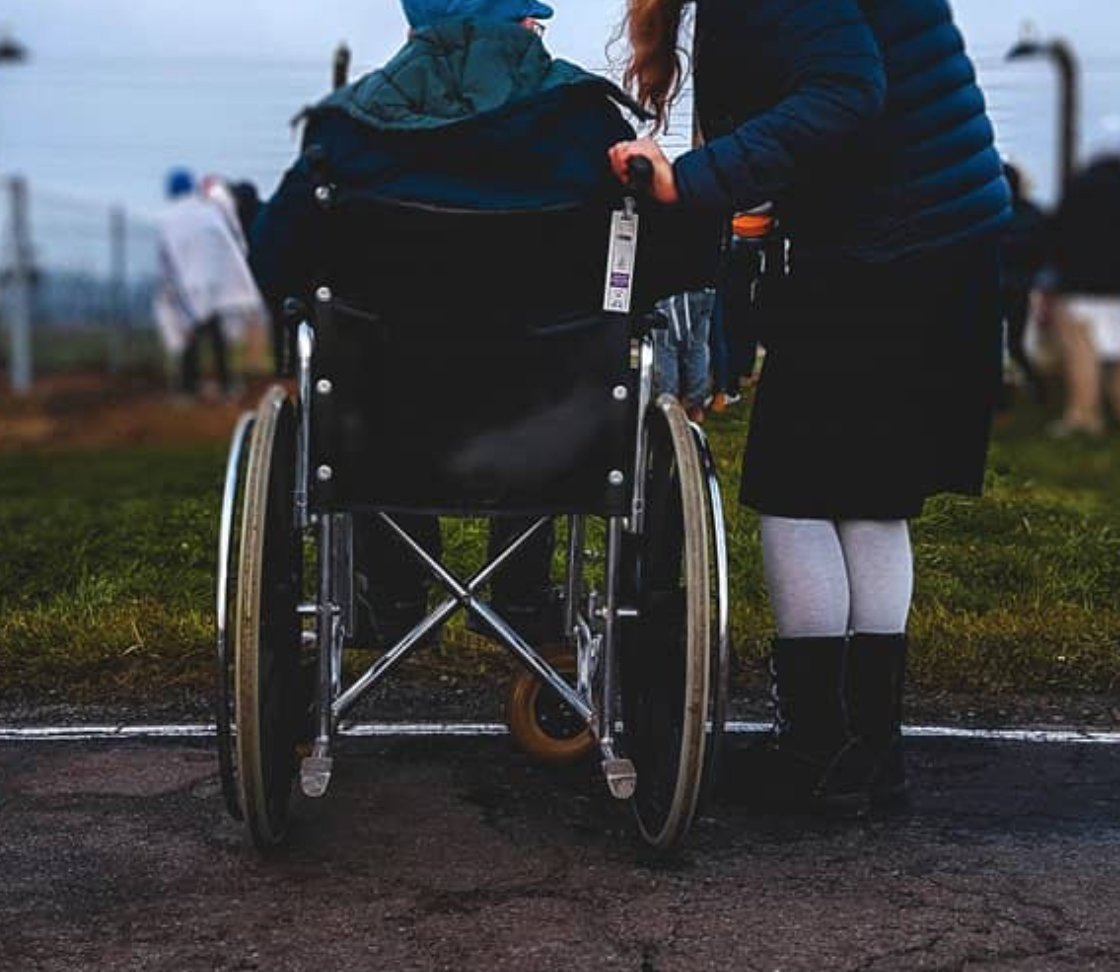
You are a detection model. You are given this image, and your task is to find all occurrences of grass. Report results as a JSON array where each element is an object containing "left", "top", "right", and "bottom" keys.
[
  {"left": 0, "top": 445, "right": 224, "bottom": 701},
  {"left": 1, "top": 400, "right": 1119, "bottom": 703}
]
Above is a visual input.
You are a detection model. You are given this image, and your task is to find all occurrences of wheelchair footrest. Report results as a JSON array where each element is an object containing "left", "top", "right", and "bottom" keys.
[
  {"left": 602, "top": 758, "right": 637, "bottom": 801},
  {"left": 300, "top": 754, "right": 334, "bottom": 799}
]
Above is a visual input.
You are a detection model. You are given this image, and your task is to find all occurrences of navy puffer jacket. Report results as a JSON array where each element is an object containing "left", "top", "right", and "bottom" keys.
[{"left": 679, "top": 0, "right": 1011, "bottom": 261}]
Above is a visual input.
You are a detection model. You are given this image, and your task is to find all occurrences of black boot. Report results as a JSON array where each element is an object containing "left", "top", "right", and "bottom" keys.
[
  {"left": 734, "top": 637, "right": 865, "bottom": 812},
  {"left": 841, "top": 633, "right": 908, "bottom": 805}
]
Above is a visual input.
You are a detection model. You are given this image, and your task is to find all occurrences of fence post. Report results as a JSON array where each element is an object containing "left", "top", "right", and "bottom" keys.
[
  {"left": 3, "top": 176, "right": 34, "bottom": 395},
  {"left": 108, "top": 206, "right": 128, "bottom": 372},
  {"left": 333, "top": 42, "right": 351, "bottom": 90}
]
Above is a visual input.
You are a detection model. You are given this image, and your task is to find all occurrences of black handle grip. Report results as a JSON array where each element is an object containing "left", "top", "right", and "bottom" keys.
[
  {"left": 283, "top": 297, "right": 309, "bottom": 324},
  {"left": 304, "top": 144, "right": 330, "bottom": 183},
  {"left": 627, "top": 156, "right": 655, "bottom": 195}
]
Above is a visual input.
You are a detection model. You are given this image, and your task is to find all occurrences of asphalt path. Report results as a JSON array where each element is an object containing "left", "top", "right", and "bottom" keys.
[{"left": 2, "top": 734, "right": 1120, "bottom": 972}]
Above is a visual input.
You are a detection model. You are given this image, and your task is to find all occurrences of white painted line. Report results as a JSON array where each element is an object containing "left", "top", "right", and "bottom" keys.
[
  {"left": 731, "top": 723, "right": 1120, "bottom": 745},
  {"left": 0, "top": 723, "right": 507, "bottom": 742},
  {"left": 1, "top": 722, "right": 1120, "bottom": 745},
  {"left": 901, "top": 725, "right": 1120, "bottom": 745},
  {"left": 341, "top": 722, "right": 509, "bottom": 738},
  {"left": 0, "top": 724, "right": 218, "bottom": 742}
]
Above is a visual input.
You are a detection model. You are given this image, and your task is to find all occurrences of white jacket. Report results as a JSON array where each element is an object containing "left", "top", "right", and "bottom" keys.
[{"left": 154, "top": 195, "right": 264, "bottom": 354}]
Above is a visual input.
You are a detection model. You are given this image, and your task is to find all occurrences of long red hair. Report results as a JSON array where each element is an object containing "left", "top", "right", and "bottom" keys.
[{"left": 620, "top": 0, "right": 690, "bottom": 132}]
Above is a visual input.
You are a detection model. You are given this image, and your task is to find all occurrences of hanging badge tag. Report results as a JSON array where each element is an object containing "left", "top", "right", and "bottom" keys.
[{"left": 603, "top": 210, "right": 640, "bottom": 314}]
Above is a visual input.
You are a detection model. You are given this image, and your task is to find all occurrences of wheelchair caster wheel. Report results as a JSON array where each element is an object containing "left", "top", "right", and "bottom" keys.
[{"left": 506, "top": 645, "right": 595, "bottom": 765}]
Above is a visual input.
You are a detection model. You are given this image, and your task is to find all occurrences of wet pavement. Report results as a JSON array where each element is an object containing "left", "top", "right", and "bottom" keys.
[{"left": 2, "top": 735, "right": 1120, "bottom": 972}]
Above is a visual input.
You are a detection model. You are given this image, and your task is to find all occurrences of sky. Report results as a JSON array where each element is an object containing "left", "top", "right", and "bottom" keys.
[
  {"left": 5, "top": 0, "right": 1120, "bottom": 66},
  {"left": 3, "top": 0, "right": 1120, "bottom": 219}
]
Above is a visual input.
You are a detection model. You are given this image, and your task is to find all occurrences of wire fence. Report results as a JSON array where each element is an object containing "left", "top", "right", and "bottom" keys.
[
  {"left": 0, "top": 177, "right": 164, "bottom": 386},
  {"left": 3, "top": 34, "right": 1112, "bottom": 395}
]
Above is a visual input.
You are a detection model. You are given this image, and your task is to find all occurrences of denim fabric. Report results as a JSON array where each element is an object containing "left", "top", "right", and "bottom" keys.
[{"left": 655, "top": 290, "right": 715, "bottom": 407}]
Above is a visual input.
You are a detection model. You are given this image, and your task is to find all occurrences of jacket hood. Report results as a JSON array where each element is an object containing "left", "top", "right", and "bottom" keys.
[
  {"left": 313, "top": 18, "right": 645, "bottom": 132},
  {"left": 401, "top": 0, "right": 553, "bottom": 29}
]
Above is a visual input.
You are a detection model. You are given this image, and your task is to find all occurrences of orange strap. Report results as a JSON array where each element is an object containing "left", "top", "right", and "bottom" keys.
[{"left": 732, "top": 212, "right": 774, "bottom": 239}]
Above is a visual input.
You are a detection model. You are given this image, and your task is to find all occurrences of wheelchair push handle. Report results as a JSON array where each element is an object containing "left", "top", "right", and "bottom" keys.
[{"left": 626, "top": 157, "right": 655, "bottom": 196}]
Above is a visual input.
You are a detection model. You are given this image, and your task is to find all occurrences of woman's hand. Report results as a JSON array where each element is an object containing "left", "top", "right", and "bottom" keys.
[{"left": 609, "top": 138, "right": 680, "bottom": 205}]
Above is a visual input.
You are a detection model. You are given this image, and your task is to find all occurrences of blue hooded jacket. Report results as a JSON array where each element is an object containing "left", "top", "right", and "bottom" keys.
[
  {"left": 679, "top": 0, "right": 1011, "bottom": 261},
  {"left": 250, "top": 19, "right": 640, "bottom": 318},
  {"left": 400, "top": 0, "right": 553, "bottom": 28}
]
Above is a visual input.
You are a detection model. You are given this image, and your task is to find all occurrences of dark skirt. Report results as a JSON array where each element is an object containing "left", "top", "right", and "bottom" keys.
[{"left": 739, "top": 240, "right": 1004, "bottom": 520}]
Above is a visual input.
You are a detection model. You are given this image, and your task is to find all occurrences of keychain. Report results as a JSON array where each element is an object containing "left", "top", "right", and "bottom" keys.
[{"left": 603, "top": 203, "right": 640, "bottom": 314}]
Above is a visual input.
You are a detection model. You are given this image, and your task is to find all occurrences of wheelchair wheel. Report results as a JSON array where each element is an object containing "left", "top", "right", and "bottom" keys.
[
  {"left": 691, "top": 424, "right": 732, "bottom": 808},
  {"left": 620, "top": 396, "right": 712, "bottom": 851},
  {"left": 506, "top": 645, "right": 595, "bottom": 765},
  {"left": 234, "top": 386, "right": 307, "bottom": 849},
  {"left": 216, "top": 412, "right": 257, "bottom": 823}
]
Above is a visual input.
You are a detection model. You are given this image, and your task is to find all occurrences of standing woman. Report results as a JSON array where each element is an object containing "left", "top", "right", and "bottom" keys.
[{"left": 611, "top": 0, "right": 1010, "bottom": 810}]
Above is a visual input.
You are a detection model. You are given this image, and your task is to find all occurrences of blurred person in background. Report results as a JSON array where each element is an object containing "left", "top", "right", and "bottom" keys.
[
  {"left": 201, "top": 175, "right": 249, "bottom": 253},
  {"left": 155, "top": 168, "right": 264, "bottom": 399},
  {"left": 231, "top": 182, "right": 263, "bottom": 243},
  {"left": 250, "top": 0, "right": 648, "bottom": 647},
  {"left": 611, "top": 0, "right": 1010, "bottom": 813},
  {"left": 707, "top": 289, "right": 744, "bottom": 414},
  {"left": 654, "top": 289, "right": 715, "bottom": 423},
  {"left": 1042, "top": 125, "right": 1120, "bottom": 437},
  {"left": 999, "top": 162, "right": 1048, "bottom": 409},
  {"left": 202, "top": 174, "right": 272, "bottom": 375}
]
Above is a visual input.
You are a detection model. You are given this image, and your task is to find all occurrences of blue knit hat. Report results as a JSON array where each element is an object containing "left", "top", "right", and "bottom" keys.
[
  {"left": 165, "top": 168, "right": 195, "bottom": 199},
  {"left": 401, "top": 0, "right": 553, "bottom": 29}
]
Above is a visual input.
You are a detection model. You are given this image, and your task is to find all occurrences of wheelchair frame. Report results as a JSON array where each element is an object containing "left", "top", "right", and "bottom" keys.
[{"left": 216, "top": 209, "right": 731, "bottom": 855}]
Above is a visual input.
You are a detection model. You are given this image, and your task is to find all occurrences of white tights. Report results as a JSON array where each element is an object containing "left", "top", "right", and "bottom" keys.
[{"left": 760, "top": 516, "right": 914, "bottom": 638}]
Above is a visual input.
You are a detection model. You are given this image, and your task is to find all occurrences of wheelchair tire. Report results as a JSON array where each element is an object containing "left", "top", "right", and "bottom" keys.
[
  {"left": 691, "top": 424, "right": 732, "bottom": 810},
  {"left": 234, "top": 386, "right": 307, "bottom": 849},
  {"left": 216, "top": 412, "right": 257, "bottom": 823},
  {"left": 506, "top": 645, "right": 595, "bottom": 765},
  {"left": 620, "top": 396, "right": 712, "bottom": 852}
]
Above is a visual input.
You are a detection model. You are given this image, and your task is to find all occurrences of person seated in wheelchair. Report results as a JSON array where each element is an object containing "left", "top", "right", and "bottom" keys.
[{"left": 250, "top": 0, "right": 650, "bottom": 647}]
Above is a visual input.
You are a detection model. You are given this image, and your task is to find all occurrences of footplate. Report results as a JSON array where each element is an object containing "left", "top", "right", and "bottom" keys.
[
  {"left": 602, "top": 758, "right": 638, "bottom": 800},
  {"left": 300, "top": 754, "right": 334, "bottom": 798}
]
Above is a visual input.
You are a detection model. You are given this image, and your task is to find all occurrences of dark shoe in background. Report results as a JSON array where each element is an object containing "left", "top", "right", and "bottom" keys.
[{"left": 350, "top": 571, "right": 433, "bottom": 650}]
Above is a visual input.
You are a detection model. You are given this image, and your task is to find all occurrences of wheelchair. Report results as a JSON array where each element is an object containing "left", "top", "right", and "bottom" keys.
[{"left": 215, "top": 163, "right": 731, "bottom": 853}]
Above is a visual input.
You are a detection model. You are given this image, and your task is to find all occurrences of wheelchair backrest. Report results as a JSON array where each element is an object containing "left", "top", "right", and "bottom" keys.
[
  {"left": 303, "top": 195, "right": 716, "bottom": 516},
  {"left": 306, "top": 197, "right": 638, "bottom": 516},
  {"left": 316, "top": 196, "right": 619, "bottom": 335}
]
